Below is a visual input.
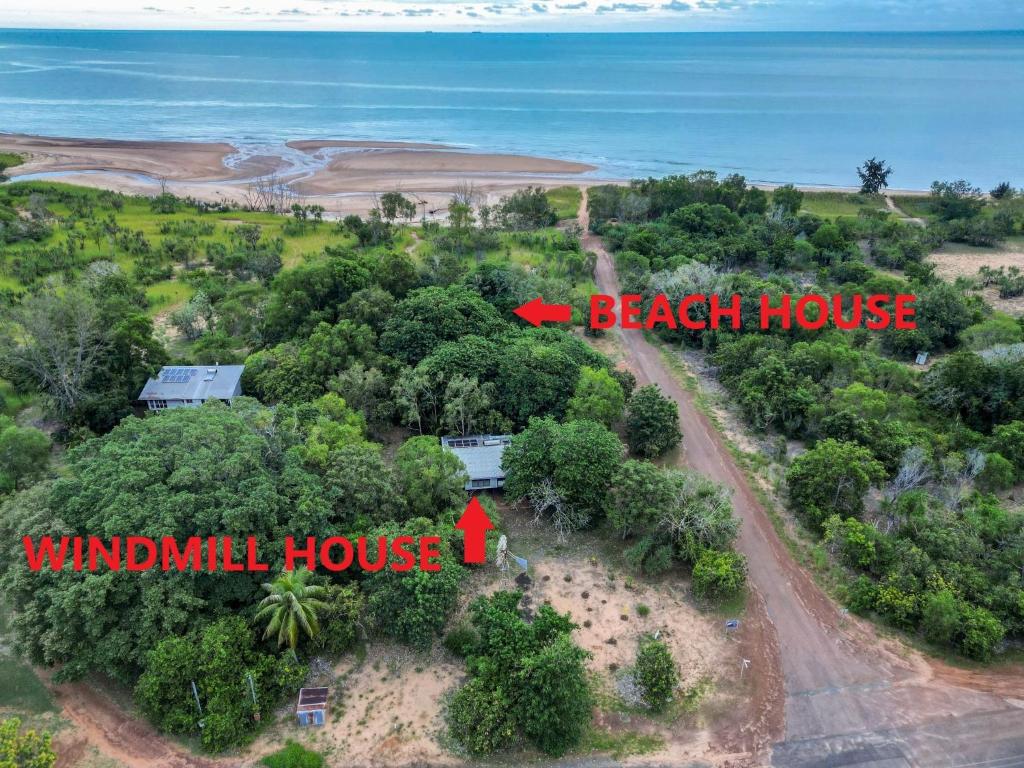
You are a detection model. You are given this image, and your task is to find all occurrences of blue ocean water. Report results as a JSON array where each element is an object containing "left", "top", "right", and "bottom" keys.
[{"left": 0, "top": 29, "right": 1022, "bottom": 189}]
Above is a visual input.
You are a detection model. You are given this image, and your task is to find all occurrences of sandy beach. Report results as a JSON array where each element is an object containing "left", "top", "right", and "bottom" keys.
[{"left": 0, "top": 132, "right": 600, "bottom": 215}]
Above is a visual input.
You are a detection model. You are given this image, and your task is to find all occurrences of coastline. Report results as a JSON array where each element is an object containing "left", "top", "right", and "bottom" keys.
[{"left": 0, "top": 132, "right": 929, "bottom": 216}]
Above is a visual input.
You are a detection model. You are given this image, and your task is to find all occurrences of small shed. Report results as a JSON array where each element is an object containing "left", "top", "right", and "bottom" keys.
[
  {"left": 296, "top": 687, "right": 329, "bottom": 726},
  {"left": 441, "top": 435, "right": 512, "bottom": 490}
]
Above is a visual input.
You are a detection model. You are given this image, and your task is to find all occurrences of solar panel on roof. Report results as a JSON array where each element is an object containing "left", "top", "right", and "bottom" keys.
[{"left": 160, "top": 367, "right": 198, "bottom": 384}]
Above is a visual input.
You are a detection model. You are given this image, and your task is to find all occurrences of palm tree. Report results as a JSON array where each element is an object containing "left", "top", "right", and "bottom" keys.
[{"left": 255, "top": 568, "right": 329, "bottom": 652}]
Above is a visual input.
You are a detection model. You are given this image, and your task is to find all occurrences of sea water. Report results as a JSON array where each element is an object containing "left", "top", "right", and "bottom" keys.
[{"left": 0, "top": 28, "right": 1021, "bottom": 188}]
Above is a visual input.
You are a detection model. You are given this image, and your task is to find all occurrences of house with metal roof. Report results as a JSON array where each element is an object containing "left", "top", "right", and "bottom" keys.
[
  {"left": 138, "top": 365, "right": 245, "bottom": 411},
  {"left": 441, "top": 435, "right": 512, "bottom": 491}
]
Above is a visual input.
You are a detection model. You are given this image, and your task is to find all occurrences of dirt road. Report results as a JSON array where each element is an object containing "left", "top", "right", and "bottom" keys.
[
  {"left": 44, "top": 674, "right": 239, "bottom": 768},
  {"left": 579, "top": 189, "right": 1024, "bottom": 767}
]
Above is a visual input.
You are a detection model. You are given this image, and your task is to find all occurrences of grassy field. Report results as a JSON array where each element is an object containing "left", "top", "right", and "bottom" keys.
[
  {"left": 0, "top": 182, "right": 358, "bottom": 304},
  {"left": 0, "top": 602, "right": 54, "bottom": 714},
  {"left": 546, "top": 185, "right": 583, "bottom": 220},
  {"left": 800, "top": 191, "right": 888, "bottom": 219},
  {"left": 891, "top": 195, "right": 934, "bottom": 219}
]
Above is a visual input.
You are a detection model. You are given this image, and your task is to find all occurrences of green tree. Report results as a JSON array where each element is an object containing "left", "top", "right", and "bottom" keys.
[
  {"left": 604, "top": 459, "right": 674, "bottom": 539},
  {"left": 309, "top": 584, "right": 363, "bottom": 656},
  {"left": 771, "top": 184, "right": 803, "bottom": 216},
  {"left": 255, "top": 568, "right": 328, "bottom": 652},
  {"left": 991, "top": 421, "right": 1024, "bottom": 478},
  {"left": 857, "top": 157, "right": 893, "bottom": 194},
  {"left": 625, "top": 385, "right": 682, "bottom": 458},
  {"left": 502, "top": 418, "right": 624, "bottom": 527},
  {"left": 691, "top": 549, "right": 747, "bottom": 600},
  {"left": 135, "top": 617, "right": 305, "bottom": 752},
  {"left": 515, "top": 635, "right": 592, "bottom": 756},
  {"left": 442, "top": 374, "right": 495, "bottom": 436},
  {"left": 634, "top": 637, "right": 678, "bottom": 712},
  {"left": 977, "top": 452, "right": 1016, "bottom": 492},
  {"left": 786, "top": 439, "right": 886, "bottom": 531},
  {"left": 0, "top": 717, "right": 55, "bottom": 768},
  {"left": 364, "top": 519, "right": 464, "bottom": 648},
  {"left": 395, "top": 436, "right": 468, "bottom": 518},
  {"left": 380, "top": 285, "right": 508, "bottom": 366},
  {"left": 567, "top": 366, "right": 625, "bottom": 427},
  {"left": 378, "top": 191, "right": 416, "bottom": 223},
  {"left": 321, "top": 442, "right": 405, "bottom": 528},
  {"left": 447, "top": 592, "right": 590, "bottom": 757},
  {"left": 0, "top": 419, "right": 50, "bottom": 494},
  {"left": 0, "top": 403, "right": 330, "bottom": 682}
]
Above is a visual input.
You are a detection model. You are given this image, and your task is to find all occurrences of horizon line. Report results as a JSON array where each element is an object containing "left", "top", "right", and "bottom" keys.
[{"left": 2, "top": 26, "right": 1023, "bottom": 34}]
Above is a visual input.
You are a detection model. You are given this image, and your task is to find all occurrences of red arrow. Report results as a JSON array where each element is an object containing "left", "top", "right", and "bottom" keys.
[
  {"left": 454, "top": 497, "right": 495, "bottom": 564},
  {"left": 513, "top": 297, "right": 572, "bottom": 327}
]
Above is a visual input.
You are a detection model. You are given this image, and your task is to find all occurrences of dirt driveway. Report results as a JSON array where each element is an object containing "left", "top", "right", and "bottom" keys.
[{"left": 579, "top": 189, "right": 1024, "bottom": 767}]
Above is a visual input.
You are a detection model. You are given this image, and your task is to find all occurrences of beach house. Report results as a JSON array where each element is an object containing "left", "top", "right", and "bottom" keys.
[{"left": 138, "top": 365, "right": 245, "bottom": 411}]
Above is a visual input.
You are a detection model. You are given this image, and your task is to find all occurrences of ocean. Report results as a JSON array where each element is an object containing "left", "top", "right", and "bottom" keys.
[{"left": 0, "top": 29, "right": 1022, "bottom": 189}]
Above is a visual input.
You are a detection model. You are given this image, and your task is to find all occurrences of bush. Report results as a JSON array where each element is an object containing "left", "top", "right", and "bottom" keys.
[
  {"left": 443, "top": 623, "right": 480, "bottom": 658},
  {"left": 920, "top": 589, "right": 960, "bottom": 646},
  {"left": 625, "top": 385, "right": 682, "bottom": 458},
  {"left": 0, "top": 717, "right": 56, "bottom": 768},
  {"left": 446, "top": 592, "right": 591, "bottom": 758},
  {"left": 690, "top": 549, "right": 746, "bottom": 601},
  {"left": 977, "top": 452, "right": 1016, "bottom": 492},
  {"left": 261, "top": 741, "right": 325, "bottom": 768},
  {"left": 447, "top": 677, "right": 517, "bottom": 755},
  {"left": 634, "top": 638, "right": 678, "bottom": 712},
  {"left": 959, "top": 605, "right": 1005, "bottom": 662},
  {"left": 135, "top": 618, "right": 306, "bottom": 752}
]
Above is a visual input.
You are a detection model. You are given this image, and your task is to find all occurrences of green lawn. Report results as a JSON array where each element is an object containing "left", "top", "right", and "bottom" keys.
[
  {"left": 890, "top": 195, "right": 934, "bottom": 219},
  {"left": 144, "top": 279, "right": 196, "bottom": 316},
  {"left": 546, "top": 186, "right": 582, "bottom": 220},
  {"left": 800, "top": 191, "right": 887, "bottom": 219},
  {"left": 0, "top": 602, "right": 54, "bottom": 714}
]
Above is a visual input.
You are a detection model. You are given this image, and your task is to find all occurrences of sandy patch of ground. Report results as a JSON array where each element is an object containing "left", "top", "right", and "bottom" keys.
[
  {"left": 248, "top": 643, "right": 462, "bottom": 768},
  {"left": 245, "top": 505, "right": 742, "bottom": 767},
  {"left": 927, "top": 244, "right": 1024, "bottom": 316}
]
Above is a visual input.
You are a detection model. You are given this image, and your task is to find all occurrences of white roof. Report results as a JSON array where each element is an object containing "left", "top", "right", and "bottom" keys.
[
  {"left": 139, "top": 365, "right": 244, "bottom": 401},
  {"left": 441, "top": 435, "right": 511, "bottom": 480}
]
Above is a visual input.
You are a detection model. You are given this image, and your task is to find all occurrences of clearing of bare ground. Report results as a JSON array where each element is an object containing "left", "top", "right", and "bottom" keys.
[
  {"left": 243, "top": 505, "right": 747, "bottom": 768},
  {"left": 927, "top": 243, "right": 1024, "bottom": 316}
]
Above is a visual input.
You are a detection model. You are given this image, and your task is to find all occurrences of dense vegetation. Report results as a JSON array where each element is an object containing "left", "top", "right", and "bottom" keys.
[
  {"left": 588, "top": 171, "right": 1024, "bottom": 660},
  {"left": 0, "top": 180, "right": 728, "bottom": 757}
]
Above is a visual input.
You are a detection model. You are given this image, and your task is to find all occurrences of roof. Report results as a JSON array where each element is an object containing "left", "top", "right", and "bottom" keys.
[
  {"left": 296, "top": 687, "right": 329, "bottom": 713},
  {"left": 138, "top": 365, "right": 244, "bottom": 402},
  {"left": 441, "top": 435, "right": 511, "bottom": 481}
]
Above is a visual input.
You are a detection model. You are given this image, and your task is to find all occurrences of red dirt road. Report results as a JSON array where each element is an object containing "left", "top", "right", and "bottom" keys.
[{"left": 579, "top": 190, "right": 1024, "bottom": 766}]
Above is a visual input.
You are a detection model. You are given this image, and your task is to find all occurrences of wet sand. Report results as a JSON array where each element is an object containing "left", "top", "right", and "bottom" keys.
[{"left": 0, "top": 132, "right": 598, "bottom": 215}]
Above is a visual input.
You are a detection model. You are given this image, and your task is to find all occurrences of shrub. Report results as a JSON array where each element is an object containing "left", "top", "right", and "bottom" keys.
[
  {"left": 446, "top": 592, "right": 591, "bottom": 757},
  {"left": 0, "top": 717, "right": 56, "bottom": 768},
  {"left": 920, "top": 589, "right": 960, "bottom": 646},
  {"left": 959, "top": 605, "right": 1005, "bottom": 662},
  {"left": 447, "top": 678, "right": 517, "bottom": 755},
  {"left": 261, "top": 741, "right": 325, "bottom": 768},
  {"left": 690, "top": 549, "right": 746, "bottom": 601},
  {"left": 977, "top": 452, "right": 1016, "bottom": 492},
  {"left": 634, "top": 638, "right": 678, "bottom": 712},
  {"left": 636, "top": 603, "right": 650, "bottom": 618},
  {"left": 443, "top": 623, "right": 480, "bottom": 658},
  {"left": 625, "top": 385, "right": 682, "bottom": 458}
]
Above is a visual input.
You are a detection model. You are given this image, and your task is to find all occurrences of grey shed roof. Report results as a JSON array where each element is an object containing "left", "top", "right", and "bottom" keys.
[
  {"left": 139, "top": 365, "right": 244, "bottom": 401},
  {"left": 441, "top": 435, "right": 511, "bottom": 480}
]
